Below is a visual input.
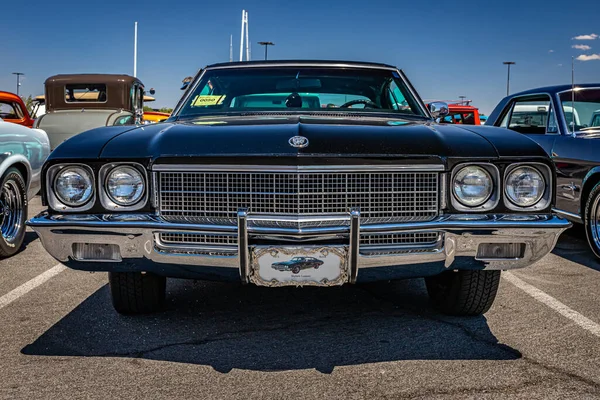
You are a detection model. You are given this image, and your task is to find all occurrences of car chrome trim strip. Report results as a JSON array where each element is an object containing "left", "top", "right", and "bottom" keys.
[
  {"left": 349, "top": 208, "right": 360, "bottom": 284},
  {"left": 152, "top": 164, "right": 446, "bottom": 172},
  {"left": 237, "top": 209, "right": 250, "bottom": 284},
  {"left": 552, "top": 208, "right": 582, "bottom": 223}
]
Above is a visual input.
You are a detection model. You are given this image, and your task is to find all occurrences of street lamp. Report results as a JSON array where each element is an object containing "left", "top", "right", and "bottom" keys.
[
  {"left": 458, "top": 95, "right": 467, "bottom": 105},
  {"left": 502, "top": 62, "right": 516, "bottom": 96},
  {"left": 12, "top": 72, "right": 24, "bottom": 96},
  {"left": 257, "top": 41, "right": 275, "bottom": 60}
]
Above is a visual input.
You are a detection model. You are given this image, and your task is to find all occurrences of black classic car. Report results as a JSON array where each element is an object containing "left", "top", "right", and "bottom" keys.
[
  {"left": 28, "top": 60, "right": 570, "bottom": 316},
  {"left": 486, "top": 84, "right": 600, "bottom": 258},
  {"left": 272, "top": 257, "right": 324, "bottom": 274}
]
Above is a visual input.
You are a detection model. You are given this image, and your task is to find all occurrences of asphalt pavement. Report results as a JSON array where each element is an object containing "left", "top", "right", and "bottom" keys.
[{"left": 0, "top": 197, "right": 599, "bottom": 399}]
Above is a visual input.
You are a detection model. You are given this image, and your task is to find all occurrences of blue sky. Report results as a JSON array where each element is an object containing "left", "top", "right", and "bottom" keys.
[{"left": 2, "top": 0, "right": 600, "bottom": 114}]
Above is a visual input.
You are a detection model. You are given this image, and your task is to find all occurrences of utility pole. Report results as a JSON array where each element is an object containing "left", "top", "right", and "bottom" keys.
[
  {"left": 12, "top": 72, "right": 24, "bottom": 96},
  {"left": 503, "top": 61, "right": 515, "bottom": 96},
  {"left": 258, "top": 41, "right": 275, "bottom": 60}
]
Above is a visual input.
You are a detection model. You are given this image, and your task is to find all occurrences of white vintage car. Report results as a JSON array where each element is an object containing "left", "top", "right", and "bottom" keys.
[{"left": 0, "top": 118, "right": 50, "bottom": 256}]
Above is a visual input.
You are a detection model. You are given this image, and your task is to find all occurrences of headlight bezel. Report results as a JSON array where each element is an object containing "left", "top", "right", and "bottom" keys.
[
  {"left": 47, "top": 164, "right": 96, "bottom": 212},
  {"left": 503, "top": 162, "right": 552, "bottom": 211},
  {"left": 99, "top": 162, "right": 148, "bottom": 211},
  {"left": 450, "top": 163, "right": 500, "bottom": 212}
]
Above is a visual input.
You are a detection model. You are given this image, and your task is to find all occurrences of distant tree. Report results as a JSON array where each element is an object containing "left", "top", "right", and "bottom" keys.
[
  {"left": 159, "top": 107, "right": 173, "bottom": 114},
  {"left": 23, "top": 95, "right": 34, "bottom": 113},
  {"left": 143, "top": 106, "right": 154, "bottom": 112}
]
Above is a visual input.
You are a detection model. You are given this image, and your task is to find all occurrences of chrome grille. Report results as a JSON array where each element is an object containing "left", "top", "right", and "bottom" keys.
[
  {"left": 158, "top": 169, "right": 439, "bottom": 224},
  {"left": 360, "top": 232, "right": 440, "bottom": 246},
  {"left": 158, "top": 233, "right": 237, "bottom": 246}
]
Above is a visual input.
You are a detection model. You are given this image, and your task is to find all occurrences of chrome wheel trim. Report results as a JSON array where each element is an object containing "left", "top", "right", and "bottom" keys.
[
  {"left": 590, "top": 193, "right": 600, "bottom": 252},
  {"left": 0, "top": 179, "right": 24, "bottom": 243}
]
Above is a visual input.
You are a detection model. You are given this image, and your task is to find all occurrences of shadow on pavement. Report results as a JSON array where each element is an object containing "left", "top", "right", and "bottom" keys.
[
  {"left": 22, "top": 278, "right": 521, "bottom": 373},
  {"left": 553, "top": 225, "right": 600, "bottom": 272}
]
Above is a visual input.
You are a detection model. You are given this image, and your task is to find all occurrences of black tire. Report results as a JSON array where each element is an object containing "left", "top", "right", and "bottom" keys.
[
  {"left": 109, "top": 272, "right": 166, "bottom": 314},
  {"left": 425, "top": 270, "right": 501, "bottom": 316},
  {"left": 292, "top": 266, "right": 300, "bottom": 274},
  {"left": 0, "top": 167, "right": 27, "bottom": 258},
  {"left": 584, "top": 182, "right": 600, "bottom": 259}
]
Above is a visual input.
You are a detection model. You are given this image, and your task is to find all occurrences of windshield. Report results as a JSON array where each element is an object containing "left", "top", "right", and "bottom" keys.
[
  {"left": 176, "top": 66, "right": 427, "bottom": 118},
  {"left": 559, "top": 88, "right": 600, "bottom": 131}
]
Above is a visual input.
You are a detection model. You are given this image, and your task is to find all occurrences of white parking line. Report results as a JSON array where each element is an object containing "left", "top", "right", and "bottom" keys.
[
  {"left": 503, "top": 272, "right": 600, "bottom": 338},
  {"left": 0, "top": 264, "right": 66, "bottom": 310}
]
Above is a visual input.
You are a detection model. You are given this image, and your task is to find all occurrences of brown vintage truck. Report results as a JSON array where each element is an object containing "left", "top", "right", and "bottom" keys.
[{"left": 34, "top": 74, "right": 147, "bottom": 149}]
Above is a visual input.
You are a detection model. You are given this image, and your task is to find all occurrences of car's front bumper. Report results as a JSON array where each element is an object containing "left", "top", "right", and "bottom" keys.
[{"left": 27, "top": 212, "right": 571, "bottom": 283}]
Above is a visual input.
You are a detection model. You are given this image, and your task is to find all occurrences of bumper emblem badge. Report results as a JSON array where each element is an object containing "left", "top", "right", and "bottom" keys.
[{"left": 289, "top": 136, "right": 309, "bottom": 148}]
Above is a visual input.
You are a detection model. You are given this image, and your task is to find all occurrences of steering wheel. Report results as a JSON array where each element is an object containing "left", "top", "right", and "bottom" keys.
[{"left": 339, "top": 99, "right": 380, "bottom": 109}]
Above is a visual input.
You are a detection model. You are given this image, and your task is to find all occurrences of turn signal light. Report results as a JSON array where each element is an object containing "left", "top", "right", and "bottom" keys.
[
  {"left": 476, "top": 243, "right": 525, "bottom": 260},
  {"left": 72, "top": 243, "right": 121, "bottom": 262}
]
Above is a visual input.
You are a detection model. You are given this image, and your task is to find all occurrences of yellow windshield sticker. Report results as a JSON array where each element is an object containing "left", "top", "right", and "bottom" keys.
[{"left": 191, "top": 95, "right": 225, "bottom": 107}]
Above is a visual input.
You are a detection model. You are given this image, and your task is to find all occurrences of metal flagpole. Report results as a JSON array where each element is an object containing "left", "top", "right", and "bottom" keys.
[
  {"left": 134, "top": 22, "right": 138, "bottom": 77},
  {"left": 245, "top": 11, "right": 250, "bottom": 61},
  {"left": 239, "top": 10, "right": 245, "bottom": 61}
]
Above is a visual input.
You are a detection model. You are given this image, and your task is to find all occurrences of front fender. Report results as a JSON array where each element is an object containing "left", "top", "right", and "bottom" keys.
[{"left": 0, "top": 154, "right": 34, "bottom": 198}]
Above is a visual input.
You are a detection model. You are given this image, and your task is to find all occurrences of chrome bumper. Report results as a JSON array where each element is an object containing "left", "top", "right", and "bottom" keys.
[{"left": 27, "top": 212, "right": 571, "bottom": 283}]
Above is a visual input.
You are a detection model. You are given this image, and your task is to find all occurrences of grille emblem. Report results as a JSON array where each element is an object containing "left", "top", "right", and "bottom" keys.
[{"left": 288, "top": 136, "right": 309, "bottom": 148}]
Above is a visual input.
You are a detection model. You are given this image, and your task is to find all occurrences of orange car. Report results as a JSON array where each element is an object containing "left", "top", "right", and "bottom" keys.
[
  {"left": 142, "top": 111, "right": 171, "bottom": 124},
  {"left": 0, "top": 91, "right": 35, "bottom": 127},
  {"left": 444, "top": 104, "right": 482, "bottom": 125}
]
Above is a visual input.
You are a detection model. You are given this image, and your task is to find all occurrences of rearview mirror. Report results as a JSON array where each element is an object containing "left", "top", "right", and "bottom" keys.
[
  {"left": 276, "top": 78, "right": 322, "bottom": 91},
  {"left": 149, "top": 88, "right": 156, "bottom": 95},
  {"left": 428, "top": 102, "right": 449, "bottom": 119}
]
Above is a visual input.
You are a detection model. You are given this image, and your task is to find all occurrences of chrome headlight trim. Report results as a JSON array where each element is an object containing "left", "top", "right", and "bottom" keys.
[
  {"left": 450, "top": 163, "right": 500, "bottom": 212},
  {"left": 99, "top": 162, "right": 148, "bottom": 211},
  {"left": 46, "top": 164, "right": 96, "bottom": 212},
  {"left": 503, "top": 163, "right": 552, "bottom": 211}
]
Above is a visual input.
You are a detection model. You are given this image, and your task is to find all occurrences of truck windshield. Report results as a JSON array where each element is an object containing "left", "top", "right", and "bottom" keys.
[
  {"left": 559, "top": 88, "right": 600, "bottom": 131},
  {"left": 176, "top": 66, "right": 427, "bottom": 118}
]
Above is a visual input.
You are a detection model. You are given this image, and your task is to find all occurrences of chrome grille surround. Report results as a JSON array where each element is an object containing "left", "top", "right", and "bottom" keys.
[{"left": 156, "top": 165, "right": 441, "bottom": 227}]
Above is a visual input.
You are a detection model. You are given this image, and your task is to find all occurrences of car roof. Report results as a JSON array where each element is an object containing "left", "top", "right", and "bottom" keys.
[
  {"left": 511, "top": 83, "right": 600, "bottom": 96},
  {"left": 204, "top": 60, "right": 398, "bottom": 70}
]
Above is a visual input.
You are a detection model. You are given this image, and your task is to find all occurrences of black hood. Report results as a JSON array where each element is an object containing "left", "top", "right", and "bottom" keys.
[{"left": 49, "top": 115, "right": 548, "bottom": 164}]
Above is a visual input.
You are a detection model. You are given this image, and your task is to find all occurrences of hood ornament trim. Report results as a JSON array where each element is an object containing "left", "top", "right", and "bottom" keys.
[{"left": 288, "top": 136, "right": 309, "bottom": 148}]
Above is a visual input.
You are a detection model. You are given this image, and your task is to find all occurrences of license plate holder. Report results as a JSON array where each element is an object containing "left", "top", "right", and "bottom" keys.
[{"left": 250, "top": 246, "right": 348, "bottom": 287}]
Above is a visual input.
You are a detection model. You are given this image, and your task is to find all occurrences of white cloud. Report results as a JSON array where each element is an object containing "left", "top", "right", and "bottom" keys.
[
  {"left": 573, "top": 33, "right": 599, "bottom": 40},
  {"left": 548, "top": 49, "right": 554, "bottom": 53},
  {"left": 576, "top": 54, "right": 600, "bottom": 61},
  {"left": 558, "top": 64, "right": 563, "bottom": 67},
  {"left": 573, "top": 44, "right": 592, "bottom": 50}
]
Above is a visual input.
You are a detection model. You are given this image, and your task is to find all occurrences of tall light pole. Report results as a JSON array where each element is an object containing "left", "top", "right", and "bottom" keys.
[
  {"left": 503, "top": 61, "right": 515, "bottom": 96},
  {"left": 458, "top": 95, "right": 467, "bottom": 105},
  {"left": 12, "top": 72, "right": 24, "bottom": 96},
  {"left": 258, "top": 41, "right": 274, "bottom": 60}
]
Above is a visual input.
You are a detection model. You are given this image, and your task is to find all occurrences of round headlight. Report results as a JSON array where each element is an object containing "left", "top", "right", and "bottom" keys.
[
  {"left": 453, "top": 166, "right": 493, "bottom": 207},
  {"left": 106, "top": 166, "right": 145, "bottom": 205},
  {"left": 54, "top": 166, "right": 94, "bottom": 207},
  {"left": 505, "top": 166, "right": 545, "bottom": 207}
]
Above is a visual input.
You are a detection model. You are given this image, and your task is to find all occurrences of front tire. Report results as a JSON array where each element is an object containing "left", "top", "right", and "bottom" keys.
[
  {"left": 584, "top": 182, "right": 600, "bottom": 259},
  {"left": 0, "top": 167, "right": 27, "bottom": 258},
  {"left": 109, "top": 272, "right": 166, "bottom": 314},
  {"left": 425, "top": 270, "right": 501, "bottom": 316}
]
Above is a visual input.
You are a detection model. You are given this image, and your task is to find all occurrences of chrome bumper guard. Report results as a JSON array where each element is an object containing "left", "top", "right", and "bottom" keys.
[{"left": 27, "top": 211, "right": 571, "bottom": 282}]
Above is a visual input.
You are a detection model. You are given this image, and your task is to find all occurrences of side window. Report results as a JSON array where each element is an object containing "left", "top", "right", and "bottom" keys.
[
  {"left": 547, "top": 106, "right": 559, "bottom": 134},
  {"left": 387, "top": 81, "right": 408, "bottom": 110},
  {"left": 507, "top": 97, "right": 552, "bottom": 134},
  {"left": 0, "top": 102, "right": 19, "bottom": 119}
]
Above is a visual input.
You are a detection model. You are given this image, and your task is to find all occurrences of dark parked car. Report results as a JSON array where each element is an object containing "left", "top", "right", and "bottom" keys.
[
  {"left": 28, "top": 60, "right": 570, "bottom": 316},
  {"left": 272, "top": 257, "right": 324, "bottom": 274},
  {"left": 486, "top": 84, "right": 600, "bottom": 258}
]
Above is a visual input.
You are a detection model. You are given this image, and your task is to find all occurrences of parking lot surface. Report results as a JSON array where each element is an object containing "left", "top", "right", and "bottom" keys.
[{"left": 1, "top": 197, "right": 599, "bottom": 399}]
